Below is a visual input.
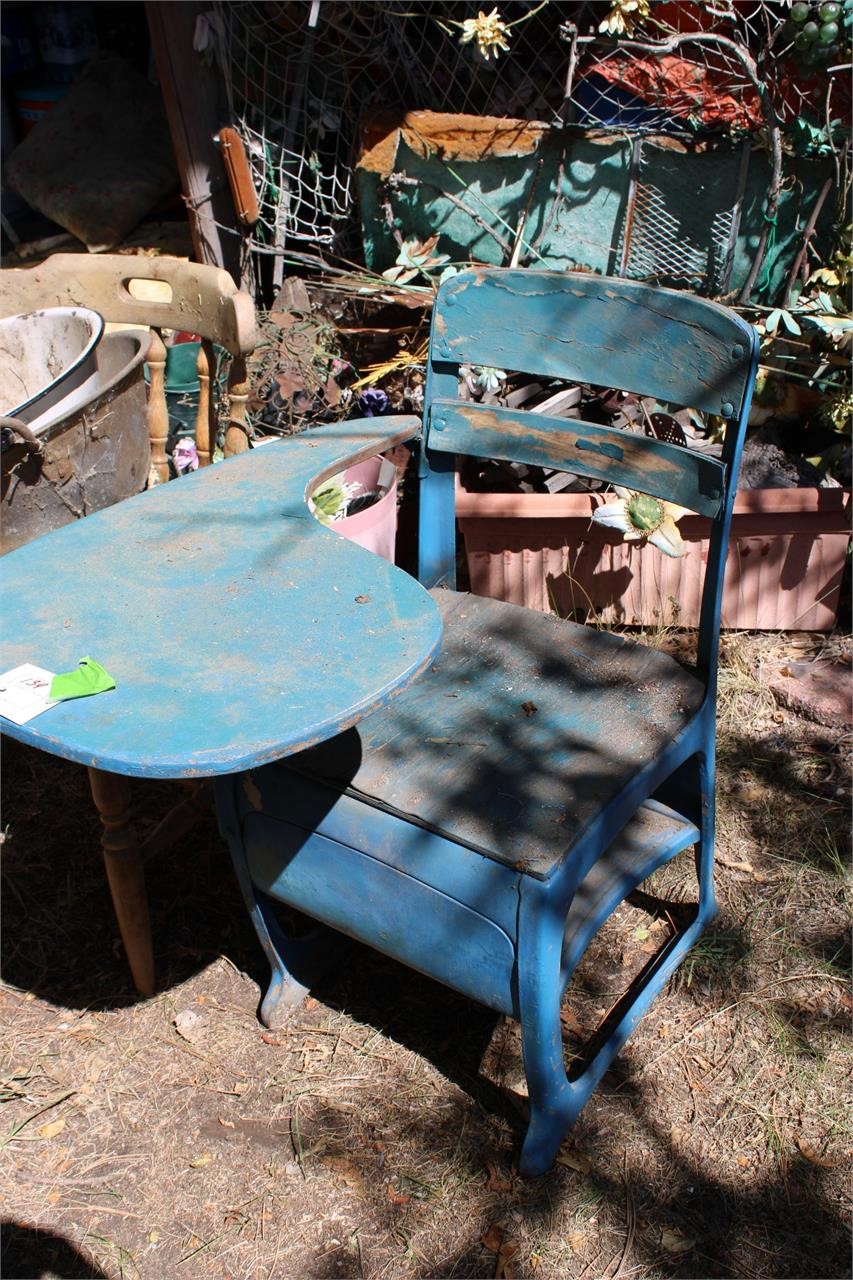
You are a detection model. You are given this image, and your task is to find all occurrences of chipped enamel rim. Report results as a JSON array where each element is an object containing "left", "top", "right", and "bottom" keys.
[{"left": 0, "top": 306, "right": 105, "bottom": 421}]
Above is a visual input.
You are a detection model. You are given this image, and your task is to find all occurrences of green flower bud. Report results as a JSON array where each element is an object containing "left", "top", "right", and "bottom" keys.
[{"left": 627, "top": 493, "right": 664, "bottom": 532}]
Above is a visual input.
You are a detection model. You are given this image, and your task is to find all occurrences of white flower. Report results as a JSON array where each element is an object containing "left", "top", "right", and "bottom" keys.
[
  {"left": 459, "top": 8, "right": 511, "bottom": 60},
  {"left": 598, "top": 0, "right": 650, "bottom": 37},
  {"left": 173, "top": 438, "right": 199, "bottom": 473},
  {"left": 591, "top": 486, "right": 690, "bottom": 558},
  {"left": 381, "top": 235, "right": 450, "bottom": 285}
]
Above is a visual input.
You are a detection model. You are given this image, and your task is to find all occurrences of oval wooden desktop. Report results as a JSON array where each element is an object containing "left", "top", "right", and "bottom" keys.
[{"left": 1, "top": 417, "right": 440, "bottom": 995}]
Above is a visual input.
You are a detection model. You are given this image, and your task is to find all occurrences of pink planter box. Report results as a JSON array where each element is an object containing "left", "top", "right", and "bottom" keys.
[{"left": 457, "top": 481, "right": 851, "bottom": 631}]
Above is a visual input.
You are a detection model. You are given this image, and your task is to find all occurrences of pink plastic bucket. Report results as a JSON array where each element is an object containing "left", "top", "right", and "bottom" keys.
[{"left": 328, "top": 455, "right": 398, "bottom": 563}]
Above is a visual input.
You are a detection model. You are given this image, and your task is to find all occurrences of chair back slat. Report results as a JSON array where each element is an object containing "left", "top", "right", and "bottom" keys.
[
  {"left": 431, "top": 269, "right": 754, "bottom": 420},
  {"left": 427, "top": 399, "right": 727, "bottom": 518},
  {"left": 419, "top": 268, "right": 759, "bottom": 679}
]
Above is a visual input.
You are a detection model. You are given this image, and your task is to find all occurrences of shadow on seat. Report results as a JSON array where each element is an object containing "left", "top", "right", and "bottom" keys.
[{"left": 215, "top": 268, "right": 758, "bottom": 1175}]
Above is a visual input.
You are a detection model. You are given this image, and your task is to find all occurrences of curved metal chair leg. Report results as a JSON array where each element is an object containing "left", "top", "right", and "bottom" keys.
[
  {"left": 251, "top": 891, "right": 338, "bottom": 1028},
  {"left": 516, "top": 900, "right": 576, "bottom": 1176},
  {"left": 517, "top": 767, "right": 718, "bottom": 1175},
  {"left": 215, "top": 776, "right": 349, "bottom": 1027},
  {"left": 694, "top": 750, "right": 718, "bottom": 919}
]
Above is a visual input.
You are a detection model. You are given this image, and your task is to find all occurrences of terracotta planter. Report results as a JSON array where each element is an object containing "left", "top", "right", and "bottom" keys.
[{"left": 457, "top": 480, "right": 851, "bottom": 631}]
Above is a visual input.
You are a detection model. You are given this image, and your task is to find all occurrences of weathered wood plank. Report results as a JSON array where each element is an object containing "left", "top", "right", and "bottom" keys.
[
  {"left": 428, "top": 399, "right": 726, "bottom": 516},
  {"left": 431, "top": 269, "right": 758, "bottom": 420}
]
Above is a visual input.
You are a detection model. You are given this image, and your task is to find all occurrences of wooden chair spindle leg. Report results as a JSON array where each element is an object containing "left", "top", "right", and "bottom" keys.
[
  {"left": 224, "top": 354, "right": 250, "bottom": 458},
  {"left": 146, "top": 328, "right": 170, "bottom": 485},
  {"left": 196, "top": 339, "right": 216, "bottom": 467}
]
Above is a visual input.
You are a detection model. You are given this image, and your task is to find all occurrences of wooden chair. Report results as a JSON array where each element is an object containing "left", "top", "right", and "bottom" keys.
[
  {"left": 229, "top": 271, "right": 760, "bottom": 1171},
  {"left": 0, "top": 254, "right": 257, "bottom": 998},
  {"left": 0, "top": 253, "right": 257, "bottom": 477}
]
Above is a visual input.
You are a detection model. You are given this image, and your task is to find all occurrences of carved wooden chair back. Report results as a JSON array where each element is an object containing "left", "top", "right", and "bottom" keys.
[
  {"left": 217, "top": 269, "right": 759, "bottom": 1175},
  {"left": 0, "top": 253, "right": 256, "bottom": 481}
]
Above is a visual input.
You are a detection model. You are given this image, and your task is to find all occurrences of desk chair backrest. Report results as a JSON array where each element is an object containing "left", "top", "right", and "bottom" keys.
[{"left": 418, "top": 269, "right": 759, "bottom": 680}]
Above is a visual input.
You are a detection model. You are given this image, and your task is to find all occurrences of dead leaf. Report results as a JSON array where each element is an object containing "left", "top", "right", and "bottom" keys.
[
  {"left": 521, "top": 701, "right": 537, "bottom": 717},
  {"left": 481, "top": 1223, "right": 504, "bottom": 1253},
  {"left": 554, "top": 1145, "right": 591, "bottom": 1173},
  {"left": 323, "top": 1156, "right": 365, "bottom": 1193},
  {"left": 485, "top": 1161, "right": 512, "bottom": 1192},
  {"left": 46, "top": 1191, "right": 61, "bottom": 1204},
  {"left": 718, "top": 853, "right": 755, "bottom": 873},
  {"left": 218, "top": 1117, "right": 235, "bottom": 1129},
  {"left": 496, "top": 1237, "right": 519, "bottom": 1278},
  {"left": 189, "top": 1152, "right": 213, "bottom": 1168},
  {"left": 796, "top": 1137, "right": 841, "bottom": 1168},
  {"left": 387, "top": 1183, "right": 411, "bottom": 1206},
  {"left": 173, "top": 1009, "right": 205, "bottom": 1045},
  {"left": 566, "top": 1231, "right": 587, "bottom": 1253},
  {"left": 560, "top": 1007, "right": 583, "bottom": 1037},
  {"left": 261, "top": 1031, "right": 284, "bottom": 1046},
  {"left": 661, "top": 1227, "right": 695, "bottom": 1254},
  {"left": 37, "top": 1118, "right": 66, "bottom": 1140}
]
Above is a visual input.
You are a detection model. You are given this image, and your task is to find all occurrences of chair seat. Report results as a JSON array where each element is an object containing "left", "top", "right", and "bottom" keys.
[{"left": 288, "top": 590, "right": 705, "bottom": 878}]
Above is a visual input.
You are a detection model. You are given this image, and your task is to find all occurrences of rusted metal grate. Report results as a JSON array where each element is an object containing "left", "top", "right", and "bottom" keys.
[{"left": 618, "top": 178, "right": 739, "bottom": 293}]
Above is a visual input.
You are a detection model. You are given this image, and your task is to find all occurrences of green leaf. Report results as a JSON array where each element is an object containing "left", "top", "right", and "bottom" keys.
[
  {"left": 765, "top": 308, "right": 783, "bottom": 335},
  {"left": 780, "top": 309, "right": 802, "bottom": 335}
]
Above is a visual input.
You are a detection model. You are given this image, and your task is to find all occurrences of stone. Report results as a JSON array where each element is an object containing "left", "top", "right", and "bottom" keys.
[{"left": 764, "top": 659, "right": 853, "bottom": 729}]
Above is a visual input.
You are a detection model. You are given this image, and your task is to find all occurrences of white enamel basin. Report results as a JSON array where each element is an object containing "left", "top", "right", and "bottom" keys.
[{"left": 0, "top": 306, "right": 105, "bottom": 422}]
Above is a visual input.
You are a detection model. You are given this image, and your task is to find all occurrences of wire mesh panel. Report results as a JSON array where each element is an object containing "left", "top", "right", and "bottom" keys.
[
  {"left": 213, "top": 1, "right": 573, "bottom": 258},
  {"left": 562, "top": 1, "right": 849, "bottom": 132},
  {"left": 215, "top": 1, "right": 389, "bottom": 252},
  {"left": 614, "top": 137, "right": 750, "bottom": 294},
  {"left": 212, "top": 0, "right": 848, "bottom": 295}
]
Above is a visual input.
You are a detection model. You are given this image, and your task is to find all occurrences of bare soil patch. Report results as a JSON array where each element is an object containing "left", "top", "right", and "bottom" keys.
[{"left": 1, "top": 633, "right": 850, "bottom": 1280}]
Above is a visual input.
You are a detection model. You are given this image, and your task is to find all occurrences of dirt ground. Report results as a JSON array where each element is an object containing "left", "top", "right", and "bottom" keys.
[{"left": 1, "top": 631, "right": 850, "bottom": 1280}]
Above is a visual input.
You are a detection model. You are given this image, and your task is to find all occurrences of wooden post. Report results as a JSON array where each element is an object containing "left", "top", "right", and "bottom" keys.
[
  {"left": 88, "top": 768, "right": 155, "bottom": 998},
  {"left": 147, "top": 328, "right": 170, "bottom": 485},
  {"left": 145, "top": 0, "right": 241, "bottom": 282}
]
